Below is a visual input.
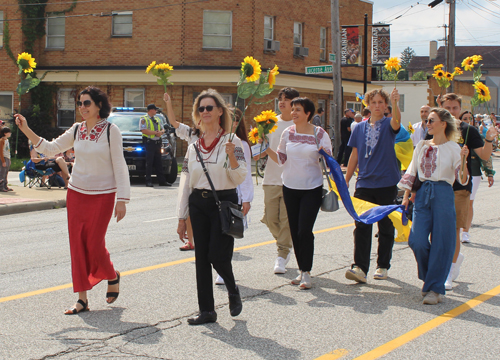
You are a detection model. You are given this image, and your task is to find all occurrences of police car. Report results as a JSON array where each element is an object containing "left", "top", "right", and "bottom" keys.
[{"left": 107, "top": 107, "right": 177, "bottom": 183}]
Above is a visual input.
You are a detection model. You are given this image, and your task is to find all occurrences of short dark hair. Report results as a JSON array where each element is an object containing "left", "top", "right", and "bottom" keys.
[
  {"left": 278, "top": 87, "right": 300, "bottom": 100},
  {"left": 441, "top": 93, "right": 462, "bottom": 107},
  {"left": 0, "top": 127, "right": 11, "bottom": 136},
  {"left": 344, "top": 108, "right": 351, "bottom": 114},
  {"left": 317, "top": 107, "right": 324, "bottom": 114},
  {"left": 387, "top": 105, "right": 392, "bottom": 113},
  {"left": 78, "top": 86, "right": 111, "bottom": 119},
  {"left": 291, "top": 97, "right": 315, "bottom": 122},
  {"left": 362, "top": 107, "right": 371, "bottom": 116}
]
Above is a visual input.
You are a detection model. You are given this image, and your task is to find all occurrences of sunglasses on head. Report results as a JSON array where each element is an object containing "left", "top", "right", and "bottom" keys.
[
  {"left": 76, "top": 100, "right": 92, "bottom": 107},
  {"left": 198, "top": 105, "right": 215, "bottom": 113}
]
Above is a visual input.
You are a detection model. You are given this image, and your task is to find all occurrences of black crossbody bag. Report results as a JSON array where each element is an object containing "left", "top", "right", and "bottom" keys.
[{"left": 193, "top": 144, "right": 245, "bottom": 239}]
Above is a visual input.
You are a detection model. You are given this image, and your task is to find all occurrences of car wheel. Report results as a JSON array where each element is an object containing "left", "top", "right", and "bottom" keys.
[{"left": 166, "top": 157, "right": 178, "bottom": 184}]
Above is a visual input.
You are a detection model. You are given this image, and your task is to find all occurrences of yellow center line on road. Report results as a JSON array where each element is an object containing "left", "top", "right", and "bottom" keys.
[
  {"left": 0, "top": 223, "right": 355, "bottom": 304},
  {"left": 347, "top": 284, "right": 500, "bottom": 360}
]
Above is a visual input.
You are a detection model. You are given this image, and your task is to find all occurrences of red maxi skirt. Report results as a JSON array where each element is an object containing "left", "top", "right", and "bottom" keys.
[{"left": 67, "top": 189, "right": 117, "bottom": 292}]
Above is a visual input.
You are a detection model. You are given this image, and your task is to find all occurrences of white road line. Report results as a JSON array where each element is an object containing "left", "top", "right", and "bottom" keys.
[{"left": 143, "top": 217, "right": 177, "bottom": 223}]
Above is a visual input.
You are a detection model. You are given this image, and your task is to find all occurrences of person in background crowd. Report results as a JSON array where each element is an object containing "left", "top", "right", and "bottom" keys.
[
  {"left": 256, "top": 87, "right": 298, "bottom": 275},
  {"left": 400, "top": 108, "right": 469, "bottom": 305},
  {"left": 410, "top": 105, "right": 431, "bottom": 147},
  {"left": 350, "top": 112, "right": 363, "bottom": 133},
  {"left": 311, "top": 107, "right": 324, "bottom": 127},
  {"left": 385, "top": 105, "right": 393, "bottom": 119},
  {"left": 362, "top": 107, "right": 371, "bottom": 121},
  {"left": 337, "top": 108, "right": 354, "bottom": 167},
  {"left": 0, "top": 127, "right": 12, "bottom": 192},
  {"left": 265, "top": 97, "right": 333, "bottom": 289},
  {"left": 344, "top": 88, "right": 402, "bottom": 283}
]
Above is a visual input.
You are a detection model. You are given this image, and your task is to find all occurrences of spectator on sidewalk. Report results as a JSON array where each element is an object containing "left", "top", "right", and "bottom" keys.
[
  {"left": 337, "top": 108, "right": 354, "bottom": 167},
  {"left": 311, "top": 107, "right": 324, "bottom": 127},
  {"left": 350, "top": 112, "right": 363, "bottom": 133},
  {"left": 0, "top": 127, "right": 12, "bottom": 192},
  {"left": 411, "top": 105, "right": 430, "bottom": 147}
]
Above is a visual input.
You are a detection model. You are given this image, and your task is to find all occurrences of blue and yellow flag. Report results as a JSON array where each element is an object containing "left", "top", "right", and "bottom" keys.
[{"left": 394, "top": 126, "right": 413, "bottom": 171}]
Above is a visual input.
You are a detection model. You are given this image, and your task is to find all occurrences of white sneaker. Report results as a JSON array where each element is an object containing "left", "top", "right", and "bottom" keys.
[
  {"left": 291, "top": 273, "right": 302, "bottom": 285},
  {"left": 274, "top": 257, "right": 286, "bottom": 274},
  {"left": 423, "top": 291, "right": 443, "bottom": 305},
  {"left": 284, "top": 252, "right": 292, "bottom": 266},
  {"left": 215, "top": 274, "right": 225, "bottom": 285},
  {"left": 444, "top": 267, "right": 453, "bottom": 290},
  {"left": 451, "top": 253, "right": 464, "bottom": 281},
  {"left": 299, "top": 272, "right": 312, "bottom": 290},
  {"left": 461, "top": 232, "right": 470, "bottom": 243}
]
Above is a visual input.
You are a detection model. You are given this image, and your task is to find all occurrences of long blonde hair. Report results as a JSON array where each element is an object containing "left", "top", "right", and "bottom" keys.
[
  {"left": 429, "top": 108, "right": 460, "bottom": 142},
  {"left": 192, "top": 89, "right": 232, "bottom": 134}
]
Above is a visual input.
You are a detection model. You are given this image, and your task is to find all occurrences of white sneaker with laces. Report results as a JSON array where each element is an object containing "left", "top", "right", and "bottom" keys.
[
  {"left": 215, "top": 274, "right": 225, "bottom": 285},
  {"left": 274, "top": 257, "right": 286, "bottom": 274},
  {"left": 451, "top": 253, "right": 464, "bottom": 281},
  {"left": 461, "top": 232, "right": 470, "bottom": 243}
]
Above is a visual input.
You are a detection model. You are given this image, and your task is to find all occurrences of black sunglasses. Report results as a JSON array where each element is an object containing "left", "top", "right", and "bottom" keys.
[
  {"left": 198, "top": 105, "right": 215, "bottom": 113},
  {"left": 76, "top": 100, "right": 92, "bottom": 107},
  {"left": 427, "top": 119, "right": 440, "bottom": 124}
]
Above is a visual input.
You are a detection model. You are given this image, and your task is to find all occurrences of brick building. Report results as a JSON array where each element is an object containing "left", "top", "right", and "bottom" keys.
[{"left": 1, "top": 0, "right": 378, "bottom": 155}]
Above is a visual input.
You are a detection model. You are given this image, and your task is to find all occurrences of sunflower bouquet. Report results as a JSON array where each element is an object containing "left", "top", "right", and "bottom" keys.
[
  {"left": 146, "top": 61, "right": 174, "bottom": 92},
  {"left": 461, "top": 55, "right": 491, "bottom": 107},
  {"left": 384, "top": 57, "right": 404, "bottom": 88},
  {"left": 248, "top": 110, "right": 278, "bottom": 145},
  {"left": 407, "top": 121, "right": 414, "bottom": 134},
  {"left": 432, "top": 64, "right": 462, "bottom": 93}
]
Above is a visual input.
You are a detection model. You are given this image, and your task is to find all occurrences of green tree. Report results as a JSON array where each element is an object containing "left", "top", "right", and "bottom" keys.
[{"left": 411, "top": 71, "right": 429, "bottom": 81}]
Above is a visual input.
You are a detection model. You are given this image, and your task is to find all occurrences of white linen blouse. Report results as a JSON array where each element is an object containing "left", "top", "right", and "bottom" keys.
[
  {"left": 175, "top": 122, "right": 199, "bottom": 146},
  {"left": 276, "top": 125, "right": 333, "bottom": 190},
  {"left": 177, "top": 133, "right": 248, "bottom": 219},
  {"left": 398, "top": 139, "right": 468, "bottom": 191},
  {"left": 33, "top": 120, "right": 131, "bottom": 202}
]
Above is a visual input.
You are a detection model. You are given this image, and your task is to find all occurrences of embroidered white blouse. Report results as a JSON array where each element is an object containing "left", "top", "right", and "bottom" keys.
[
  {"left": 175, "top": 122, "right": 199, "bottom": 146},
  {"left": 398, "top": 139, "right": 468, "bottom": 191},
  {"left": 33, "top": 120, "right": 131, "bottom": 202},
  {"left": 276, "top": 125, "right": 333, "bottom": 190},
  {"left": 177, "top": 133, "right": 248, "bottom": 219}
]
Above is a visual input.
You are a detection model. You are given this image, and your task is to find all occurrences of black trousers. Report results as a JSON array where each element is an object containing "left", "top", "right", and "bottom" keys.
[
  {"left": 336, "top": 141, "right": 352, "bottom": 166},
  {"left": 352, "top": 186, "right": 398, "bottom": 274},
  {"left": 283, "top": 185, "right": 323, "bottom": 272},
  {"left": 189, "top": 189, "right": 238, "bottom": 312},
  {"left": 145, "top": 140, "right": 166, "bottom": 183}
]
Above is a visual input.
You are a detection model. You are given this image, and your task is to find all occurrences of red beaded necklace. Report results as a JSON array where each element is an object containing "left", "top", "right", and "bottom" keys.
[{"left": 198, "top": 127, "right": 224, "bottom": 156}]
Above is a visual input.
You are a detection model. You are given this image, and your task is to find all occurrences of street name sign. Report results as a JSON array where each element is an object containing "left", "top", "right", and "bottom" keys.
[{"left": 305, "top": 65, "right": 333, "bottom": 75}]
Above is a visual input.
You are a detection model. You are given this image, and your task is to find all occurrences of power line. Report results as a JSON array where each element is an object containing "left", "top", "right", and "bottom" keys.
[
  {"left": 456, "top": 14, "right": 482, "bottom": 46},
  {"left": 461, "top": 1, "right": 499, "bottom": 23},
  {"left": 1, "top": 0, "right": 106, "bottom": 7}
]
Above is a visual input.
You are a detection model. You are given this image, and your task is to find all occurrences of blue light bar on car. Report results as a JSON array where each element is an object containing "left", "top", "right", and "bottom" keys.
[
  {"left": 135, "top": 147, "right": 143, "bottom": 152},
  {"left": 116, "top": 107, "right": 135, "bottom": 111}
]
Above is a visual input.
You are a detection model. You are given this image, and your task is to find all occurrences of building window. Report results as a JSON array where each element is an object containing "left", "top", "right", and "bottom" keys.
[
  {"left": 294, "top": 22, "right": 303, "bottom": 46},
  {"left": 399, "top": 94, "right": 405, "bottom": 112},
  {"left": 346, "top": 101, "right": 362, "bottom": 114},
  {"left": 124, "top": 89, "right": 145, "bottom": 107},
  {"left": 0, "top": 92, "right": 13, "bottom": 121},
  {"left": 112, "top": 12, "right": 133, "bottom": 37},
  {"left": 0, "top": 11, "right": 4, "bottom": 48},
  {"left": 221, "top": 94, "right": 233, "bottom": 107},
  {"left": 264, "top": 16, "right": 274, "bottom": 40},
  {"left": 57, "top": 89, "right": 75, "bottom": 128},
  {"left": 320, "top": 27, "right": 327, "bottom": 61},
  {"left": 203, "top": 11, "right": 232, "bottom": 49},
  {"left": 46, "top": 16, "right": 65, "bottom": 49}
]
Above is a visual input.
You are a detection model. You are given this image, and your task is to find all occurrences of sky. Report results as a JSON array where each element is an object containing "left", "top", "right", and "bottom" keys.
[{"left": 372, "top": 0, "right": 500, "bottom": 58}]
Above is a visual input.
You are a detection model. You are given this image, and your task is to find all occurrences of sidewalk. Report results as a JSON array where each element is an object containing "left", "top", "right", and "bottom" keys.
[{"left": 0, "top": 171, "right": 67, "bottom": 216}]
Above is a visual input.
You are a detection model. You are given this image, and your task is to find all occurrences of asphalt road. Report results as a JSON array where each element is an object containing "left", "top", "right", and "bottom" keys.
[{"left": 1, "top": 160, "right": 500, "bottom": 360}]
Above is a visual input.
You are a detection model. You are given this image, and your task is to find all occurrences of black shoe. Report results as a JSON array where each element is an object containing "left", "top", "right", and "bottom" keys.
[
  {"left": 187, "top": 311, "right": 217, "bottom": 325},
  {"left": 146, "top": 182, "right": 154, "bottom": 187},
  {"left": 229, "top": 289, "right": 242, "bottom": 317},
  {"left": 159, "top": 182, "right": 172, "bottom": 186}
]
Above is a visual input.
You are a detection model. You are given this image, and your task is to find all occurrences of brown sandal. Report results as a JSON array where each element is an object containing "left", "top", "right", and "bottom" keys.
[
  {"left": 179, "top": 242, "right": 195, "bottom": 251},
  {"left": 64, "top": 299, "right": 89, "bottom": 315}
]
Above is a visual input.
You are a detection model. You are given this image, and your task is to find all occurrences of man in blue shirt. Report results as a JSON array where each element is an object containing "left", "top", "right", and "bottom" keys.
[{"left": 344, "top": 88, "right": 402, "bottom": 283}]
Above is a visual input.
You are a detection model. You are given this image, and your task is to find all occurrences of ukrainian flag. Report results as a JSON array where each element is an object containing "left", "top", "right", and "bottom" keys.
[{"left": 395, "top": 126, "right": 413, "bottom": 171}]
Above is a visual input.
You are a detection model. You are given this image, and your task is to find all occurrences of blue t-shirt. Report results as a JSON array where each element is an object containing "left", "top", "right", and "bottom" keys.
[{"left": 348, "top": 117, "right": 401, "bottom": 189}]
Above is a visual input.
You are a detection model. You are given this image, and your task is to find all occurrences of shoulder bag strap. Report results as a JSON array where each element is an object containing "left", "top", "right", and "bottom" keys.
[
  {"left": 193, "top": 143, "right": 221, "bottom": 205},
  {"left": 313, "top": 127, "right": 334, "bottom": 191}
]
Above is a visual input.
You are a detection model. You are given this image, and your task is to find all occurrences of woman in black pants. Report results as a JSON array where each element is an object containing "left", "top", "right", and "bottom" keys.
[
  {"left": 265, "top": 97, "right": 332, "bottom": 289},
  {"left": 177, "top": 89, "right": 247, "bottom": 325}
]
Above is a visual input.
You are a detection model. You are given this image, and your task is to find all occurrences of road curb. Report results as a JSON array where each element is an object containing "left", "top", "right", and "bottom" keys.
[{"left": 0, "top": 199, "right": 67, "bottom": 216}]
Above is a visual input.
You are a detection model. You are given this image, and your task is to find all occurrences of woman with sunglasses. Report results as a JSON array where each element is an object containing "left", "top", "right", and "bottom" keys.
[
  {"left": 459, "top": 111, "right": 495, "bottom": 243},
  {"left": 14, "top": 86, "right": 130, "bottom": 314},
  {"left": 177, "top": 88, "right": 247, "bottom": 325},
  {"left": 399, "top": 108, "right": 469, "bottom": 305}
]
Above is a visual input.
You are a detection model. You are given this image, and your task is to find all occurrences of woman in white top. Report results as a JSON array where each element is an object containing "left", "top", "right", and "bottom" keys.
[
  {"left": 15, "top": 86, "right": 130, "bottom": 314},
  {"left": 399, "top": 108, "right": 468, "bottom": 305},
  {"left": 163, "top": 92, "right": 200, "bottom": 251},
  {"left": 177, "top": 89, "right": 247, "bottom": 325},
  {"left": 265, "top": 97, "right": 332, "bottom": 290}
]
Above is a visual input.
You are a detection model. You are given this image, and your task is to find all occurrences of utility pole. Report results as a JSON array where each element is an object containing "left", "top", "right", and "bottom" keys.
[
  {"left": 447, "top": 0, "right": 456, "bottom": 93},
  {"left": 363, "top": 13, "right": 368, "bottom": 94},
  {"left": 331, "top": 0, "right": 342, "bottom": 157}
]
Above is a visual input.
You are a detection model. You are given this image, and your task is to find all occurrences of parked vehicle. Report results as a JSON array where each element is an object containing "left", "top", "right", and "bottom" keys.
[{"left": 107, "top": 107, "right": 178, "bottom": 183}]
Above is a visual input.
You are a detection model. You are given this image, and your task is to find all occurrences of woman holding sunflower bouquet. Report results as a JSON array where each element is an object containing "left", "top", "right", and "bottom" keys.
[{"left": 264, "top": 97, "right": 332, "bottom": 289}]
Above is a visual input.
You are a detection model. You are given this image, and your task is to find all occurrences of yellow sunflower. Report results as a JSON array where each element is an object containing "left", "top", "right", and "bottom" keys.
[
  {"left": 462, "top": 56, "right": 475, "bottom": 71},
  {"left": 407, "top": 122, "right": 414, "bottom": 134},
  {"left": 433, "top": 70, "right": 445, "bottom": 80},
  {"left": 146, "top": 61, "right": 156, "bottom": 74},
  {"left": 254, "top": 110, "right": 278, "bottom": 123},
  {"left": 384, "top": 57, "right": 401, "bottom": 72},
  {"left": 241, "top": 56, "right": 262, "bottom": 82},
  {"left": 248, "top": 128, "right": 259, "bottom": 143},
  {"left": 453, "top": 67, "right": 463, "bottom": 76},
  {"left": 434, "top": 64, "right": 444, "bottom": 70},
  {"left": 268, "top": 65, "right": 279, "bottom": 89},
  {"left": 268, "top": 124, "right": 278, "bottom": 134},
  {"left": 472, "top": 55, "right": 482, "bottom": 64},
  {"left": 156, "top": 63, "right": 174, "bottom": 71},
  {"left": 445, "top": 72, "right": 454, "bottom": 81},
  {"left": 473, "top": 81, "right": 491, "bottom": 102},
  {"left": 17, "top": 52, "right": 37, "bottom": 73}
]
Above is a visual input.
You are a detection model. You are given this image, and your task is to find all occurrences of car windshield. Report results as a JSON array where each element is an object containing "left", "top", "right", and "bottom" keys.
[{"left": 107, "top": 113, "right": 166, "bottom": 132}]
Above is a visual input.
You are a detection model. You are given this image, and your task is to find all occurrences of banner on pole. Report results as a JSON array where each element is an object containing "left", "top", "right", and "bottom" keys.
[
  {"left": 372, "top": 25, "right": 390, "bottom": 66},
  {"left": 341, "top": 26, "right": 360, "bottom": 66}
]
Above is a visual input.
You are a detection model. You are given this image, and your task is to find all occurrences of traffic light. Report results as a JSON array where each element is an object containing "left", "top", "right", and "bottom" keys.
[{"left": 428, "top": 0, "right": 443, "bottom": 8}]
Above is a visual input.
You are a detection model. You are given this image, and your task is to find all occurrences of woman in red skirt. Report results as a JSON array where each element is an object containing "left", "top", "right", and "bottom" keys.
[{"left": 15, "top": 86, "right": 130, "bottom": 314}]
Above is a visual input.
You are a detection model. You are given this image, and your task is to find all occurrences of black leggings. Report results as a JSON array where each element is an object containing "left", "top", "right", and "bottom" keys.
[
  {"left": 282, "top": 185, "right": 323, "bottom": 272},
  {"left": 189, "top": 189, "right": 238, "bottom": 312}
]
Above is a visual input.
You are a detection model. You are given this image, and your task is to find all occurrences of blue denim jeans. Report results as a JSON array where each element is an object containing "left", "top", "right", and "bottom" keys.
[{"left": 408, "top": 181, "right": 456, "bottom": 295}]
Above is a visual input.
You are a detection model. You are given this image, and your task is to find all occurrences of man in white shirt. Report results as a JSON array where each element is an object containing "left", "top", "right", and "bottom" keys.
[
  {"left": 410, "top": 105, "right": 430, "bottom": 147},
  {"left": 350, "top": 113, "right": 363, "bottom": 133},
  {"left": 256, "top": 87, "right": 298, "bottom": 274}
]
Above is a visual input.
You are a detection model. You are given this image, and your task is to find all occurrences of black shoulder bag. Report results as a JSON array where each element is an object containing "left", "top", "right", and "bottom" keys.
[{"left": 193, "top": 144, "right": 245, "bottom": 239}]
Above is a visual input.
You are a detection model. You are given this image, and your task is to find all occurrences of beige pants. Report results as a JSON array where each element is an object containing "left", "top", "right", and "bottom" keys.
[{"left": 261, "top": 185, "right": 292, "bottom": 258}]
